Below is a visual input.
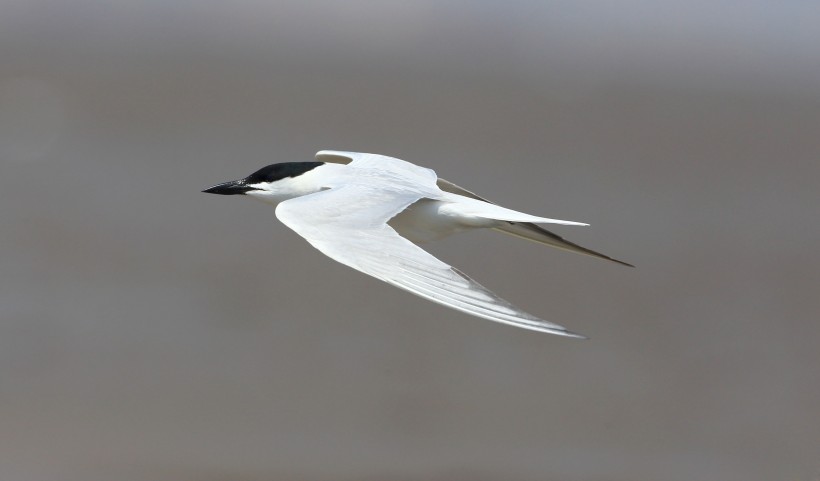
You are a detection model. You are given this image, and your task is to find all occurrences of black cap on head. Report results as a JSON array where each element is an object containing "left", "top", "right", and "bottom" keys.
[{"left": 243, "top": 162, "right": 324, "bottom": 184}]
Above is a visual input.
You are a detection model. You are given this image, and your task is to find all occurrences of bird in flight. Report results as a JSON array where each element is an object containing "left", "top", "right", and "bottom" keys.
[{"left": 203, "top": 151, "right": 631, "bottom": 337}]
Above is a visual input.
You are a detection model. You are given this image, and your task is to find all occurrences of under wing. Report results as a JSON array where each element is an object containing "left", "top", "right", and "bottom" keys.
[
  {"left": 316, "top": 150, "right": 633, "bottom": 267},
  {"left": 275, "top": 183, "right": 584, "bottom": 337}
]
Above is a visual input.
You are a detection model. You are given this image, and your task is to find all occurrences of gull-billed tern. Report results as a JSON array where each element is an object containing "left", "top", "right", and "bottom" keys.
[{"left": 203, "top": 150, "right": 631, "bottom": 337}]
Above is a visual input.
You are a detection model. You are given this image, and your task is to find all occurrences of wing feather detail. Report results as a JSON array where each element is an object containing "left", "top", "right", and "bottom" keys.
[{"left": 276, "top": 185, "right": 584, "bottom": 337}]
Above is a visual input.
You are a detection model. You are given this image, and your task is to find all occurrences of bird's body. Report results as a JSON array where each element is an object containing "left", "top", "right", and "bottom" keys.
[{"left": 203, "top": 151, "right": 631, "bottom": 337}]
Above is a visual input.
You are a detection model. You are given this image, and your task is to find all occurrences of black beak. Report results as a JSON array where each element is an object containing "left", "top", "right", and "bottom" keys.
[{"left": 202, "top": 179, "right": 256, "bottom": 195}]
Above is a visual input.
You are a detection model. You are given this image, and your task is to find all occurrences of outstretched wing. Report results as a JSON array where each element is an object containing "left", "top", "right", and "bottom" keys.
[
  {"left": 317, "top": 150, "right": 632, "bottom": 267},
  {"left": 275, "top": 182, "right": 583, "bottom": 337}
]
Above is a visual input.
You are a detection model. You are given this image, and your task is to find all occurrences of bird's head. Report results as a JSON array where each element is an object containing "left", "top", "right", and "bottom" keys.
[{"left": 202, "top": 162, "right": 325, "bottom": 205}]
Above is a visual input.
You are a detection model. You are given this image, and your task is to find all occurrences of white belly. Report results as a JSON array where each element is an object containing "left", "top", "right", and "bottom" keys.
[{"left": 388, "top": 199, "right": 502, "bottom": 243}]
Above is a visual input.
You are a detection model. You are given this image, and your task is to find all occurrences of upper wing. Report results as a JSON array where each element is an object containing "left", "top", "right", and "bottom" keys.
[
  {"left": 315, "top": 150, "right": 438, "bottom": 186},
  {"left": 275, "top": 184, "right": 583, "bottom": 337},
  {"left": 315, "top": 150, "right": 362, "bottom": 164}
]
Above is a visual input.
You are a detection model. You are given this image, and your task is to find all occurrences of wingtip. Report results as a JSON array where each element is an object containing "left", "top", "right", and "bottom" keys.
[
  {"left": 533, "top": 324, "right": 588, "bottom": 339},
  {"left": 559, "top": 329, "right": 589, "bottom": 340},
  {"left": 553, "top": 220, "right": 589, "bottom": 226},
  {"left": 610, "top": 257, "right": 636, "bottom": 268}
]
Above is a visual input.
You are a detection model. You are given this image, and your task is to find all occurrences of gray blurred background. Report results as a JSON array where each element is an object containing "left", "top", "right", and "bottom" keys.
[{"left": 1, "top": 1, "right": 819, "bottom": 480}]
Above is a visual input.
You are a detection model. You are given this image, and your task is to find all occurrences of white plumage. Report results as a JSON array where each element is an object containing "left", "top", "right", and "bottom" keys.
[{"left": 203, "top": 150, "right": 632, "bottom": 337}]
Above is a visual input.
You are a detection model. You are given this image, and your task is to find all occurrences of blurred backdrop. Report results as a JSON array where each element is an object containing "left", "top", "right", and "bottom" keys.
[{"left": 1, "top": 1, "right": 819, "bottom": 480}]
